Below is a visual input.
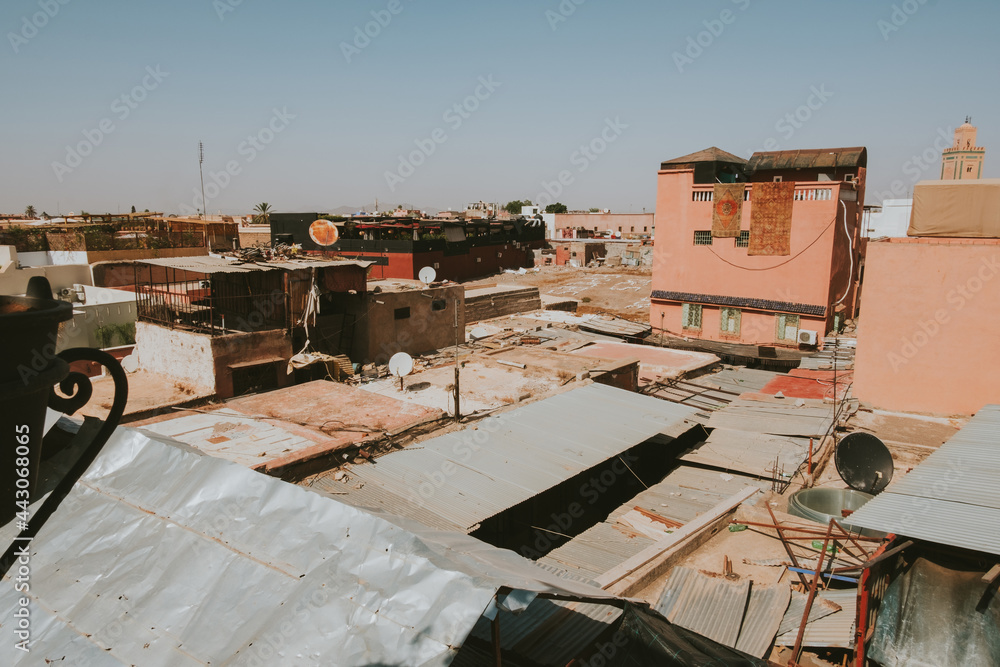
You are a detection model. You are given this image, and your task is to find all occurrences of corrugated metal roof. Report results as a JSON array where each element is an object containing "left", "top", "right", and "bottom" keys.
[
  {"left": 706, "top": 397, "right": 835, "bottom": 439},
  {"left": 467, "top": 598, "right": 622, "bottom": 666},
  {"left": 136, "top": 255, "right": 371, "bottom": 274},
  {"left": 735, "top": 583, "right": 792, "bottom": 658},
  {"left": 849, "top": 404, "right": 1000, "bottom": 556},
  {"left": 776, "top": 591, "right": 843, "bottom": 636},
  {"left": 775, "top": 589, "right": 857, "bottom": 649},
  {"left": 539, "top": 466, "right": 768, "bottom": 581},
  {"left": 654, "top": 566, "right": 751, "bottom": 647},
  {"left": 680, "top": 428, "right": 809, "bottom": 479},
  {"left": 0, "top": 427, "right": 622, "bottom": 666},
  {"left": 577, "top": 316, "right": 652, "bottom": 339},
  {"left": 311, "top": 383, "right": 699, "bottom": 533},
  {"left": 747, "top": 147, "right": 867, "bottom": 171},
  {"left": 691, "top": 368, "right": 780, "bottom": 394}
]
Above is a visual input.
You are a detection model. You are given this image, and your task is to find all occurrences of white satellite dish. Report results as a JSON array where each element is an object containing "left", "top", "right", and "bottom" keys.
[
  {"left": 418, "top": 266, "right": 437, "bottom": 285},
  {"left": 469, "top": 327, "right": 489, "bottom": 341},
  {"left": 121, "top": 354, "right": 139, "bottom": 373},
  {"left": 388, "top": 352, "right": 414, "bottom": 377}
]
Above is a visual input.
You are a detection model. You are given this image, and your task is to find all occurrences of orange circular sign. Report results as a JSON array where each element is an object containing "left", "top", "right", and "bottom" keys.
[{"left": 308, "top": 219, "right": 340, "bottom": 246}]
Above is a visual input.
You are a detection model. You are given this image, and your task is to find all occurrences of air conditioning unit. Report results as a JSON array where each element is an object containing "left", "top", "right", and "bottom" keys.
[{"left": 798, "top": 329, "right": 818, "bottom": 346}]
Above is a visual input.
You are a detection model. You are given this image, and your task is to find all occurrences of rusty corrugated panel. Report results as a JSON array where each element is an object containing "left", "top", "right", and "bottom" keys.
[
  {"left": 747, "top": 147, "right": 867, "bottom": 172},
  {"left": 735, "top": 583, "right": 793, "bottom": 658},
  {"left": 775, "top": 589, "right": 858, "bottom": 649},
  {"left": 654, "top": 566, "right": 751, "bottom": 647}
]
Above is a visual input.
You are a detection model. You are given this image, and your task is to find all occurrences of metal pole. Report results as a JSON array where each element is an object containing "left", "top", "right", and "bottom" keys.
[
  {"left": 199, "top": 141, "right": 207, "bottom": 222},
  {"left": 453, "top": 295, "right": 461, "bottom": 421}
]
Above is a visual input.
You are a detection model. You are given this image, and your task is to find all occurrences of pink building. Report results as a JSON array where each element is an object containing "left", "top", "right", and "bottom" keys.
[
  {"left": 853, "top": 180, "right": 1000, "bottom": 415},
  {"left": 650, "top": 147, "right": 866, "bottom": 352}
]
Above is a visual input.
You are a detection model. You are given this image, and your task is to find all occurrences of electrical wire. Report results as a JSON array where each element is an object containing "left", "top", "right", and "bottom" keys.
[{"left": 707, "top": 213, "right": 838, "bottom": 271}]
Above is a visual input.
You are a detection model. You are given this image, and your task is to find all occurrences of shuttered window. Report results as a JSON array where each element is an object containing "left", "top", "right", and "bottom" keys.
[
  {"left": 720, "top": 308, "right": 741, "bottom": 336},
  {"left": 776, "top": 314, "right": 800, "bottom": 341},
  {"left": 682, "top": 303, "right": 703, "bottom": 330}
]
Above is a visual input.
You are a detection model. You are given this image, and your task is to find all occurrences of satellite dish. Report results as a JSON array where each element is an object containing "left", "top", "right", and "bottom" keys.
[
  {"left": 121, "top": 354, "right": 139, "bottom": 373},
  {"left": 469, "top": 327, "right": 489, "bottom": 341},
  {"left": 835, "top": 433, "right": 894, "bottom": 494},
  {"left": 308, "top": 219, "right": 340, "bottom": 247},
  {"left": 418, "top": 266, "right": 437, "bottom": 285},
  {"left": 388, "top": 352, "right": 414, "bottom": 378}
]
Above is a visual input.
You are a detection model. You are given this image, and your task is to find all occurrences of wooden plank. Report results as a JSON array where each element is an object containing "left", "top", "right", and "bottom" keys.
[
  {"left": 594, "top": 486, "right": 759, "bottom": 590},
  {"left": 983, "top": 563, "right": 1000, "bottom": 585}
]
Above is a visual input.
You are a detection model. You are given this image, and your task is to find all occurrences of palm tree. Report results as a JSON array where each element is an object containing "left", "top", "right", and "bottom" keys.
[
  {"left": 24, "top": 205, "right": 36, "bottom": 219},
  {"left": 253, "top": 202, "right": 272, "bottom": 226}
]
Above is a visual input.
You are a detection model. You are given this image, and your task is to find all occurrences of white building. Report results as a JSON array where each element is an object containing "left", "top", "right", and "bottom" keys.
[{"left": 864, "top": 199, "right": 913, "bottom": 238}]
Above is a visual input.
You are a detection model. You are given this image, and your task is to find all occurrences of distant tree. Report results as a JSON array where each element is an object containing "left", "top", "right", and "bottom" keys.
[
  {"left": 589, "top": 208, "right": 600, "bottom": 213},
  {"left": 41, "top": 211, "right": 49, "bottom": 219},
  {"left": 545, "top": 203, "right": 568, "bottom": 214},
  {"left": 24, "top": 205, "right": 36, "bottom": 219},
  {"left": 504, "top": 199, "right": 532, "bottom": 215},
  {"left": 131, "top": 205, "right": 137, "bottom": 214},
  {"left": 253, "top": 202, "right": 273, "bottom": 225}
]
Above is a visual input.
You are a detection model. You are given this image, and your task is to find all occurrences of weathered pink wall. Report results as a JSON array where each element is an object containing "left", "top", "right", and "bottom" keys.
[
  {"left": 650, "top": 168, "right": 861, "bottom": 346},
  {"left": 853, "top": 239, "right": 1000, "bottom": 415}
]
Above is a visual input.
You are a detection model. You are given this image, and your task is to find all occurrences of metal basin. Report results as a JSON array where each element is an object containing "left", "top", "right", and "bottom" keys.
[{"left": 788, "top": 488, "right": 886, "bottom": 539}]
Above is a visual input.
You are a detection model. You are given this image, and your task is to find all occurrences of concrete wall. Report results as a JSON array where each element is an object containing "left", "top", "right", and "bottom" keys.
[
  {"left": 650, "top": 169, "right": 862, "bottom": 346},
  {"left": 853, "top": 239, "right": 1000, "bottom": 415},
  {"left": 555, "top": 213, "right": 654, "bottom": 239},
  {"left": 86, "top": 247, "right": 209, "bottom": 264},
  {"left": 135, "top": 322, "right": 294, "bottom": 398},
  {"left": 16, "top": 250, "right": 89, "bottom": 266},
  {"left": 136, "top": 322, "right": 217, "bottom": 393},
  {"left": 0, "top": 247, "right": 93, "bottom": 295},
  {"left": 57, "top": 287, "right": 137, "bottom": 350},
  {"left": 353, "top": 284, "right": 465, "bottom": 364},
  {"left": 865, "top": 199, "right": 912, "bottom": 238}
]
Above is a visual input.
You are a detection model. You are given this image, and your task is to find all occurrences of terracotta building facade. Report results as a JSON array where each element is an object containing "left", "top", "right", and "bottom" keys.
[{"left": 649, "top": 147, "right": 866, "bottom": 350}]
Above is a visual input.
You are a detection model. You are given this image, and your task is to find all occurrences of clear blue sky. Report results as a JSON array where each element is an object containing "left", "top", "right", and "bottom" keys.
[{"left": 2, "top": 0, "right": 997, "bottom": 215}]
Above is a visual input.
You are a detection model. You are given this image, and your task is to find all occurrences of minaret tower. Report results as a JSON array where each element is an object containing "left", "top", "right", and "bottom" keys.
[{"left": 941, "top": 117, "right": 986, "bottom": 180}]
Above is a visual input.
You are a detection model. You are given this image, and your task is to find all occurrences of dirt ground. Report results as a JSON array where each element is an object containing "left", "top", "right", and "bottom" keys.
[{"left": 464, "top": 265, "right": 652, "bottom": 321}]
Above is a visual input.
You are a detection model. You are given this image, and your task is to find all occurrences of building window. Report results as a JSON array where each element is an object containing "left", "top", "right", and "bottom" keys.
[
  {"left": 735, "top": 230, "right": 750, "bottom": 248},
  {"left": 720, "top": 308, "right": 741, "bottom": 336},
  {"left": 682, "top": 303, "right": 702, "bottom": 330},
  {"left": 431, "top": 300, "right": 447, "bottom": 312},
  {"left": 643, "top": 226, "right": 648, "bottom": 232},
  {"left": 694, "top": 231, "right": 713, "bottom": 246},
  {"left": 775, "top": 314, "right": 800, "bottom": 342},
  {"left": 773, "top": 176, "right": 783, "bottom": 182},
  {"left": 394, "top": 307, "right": 410, "bottom": 320}
]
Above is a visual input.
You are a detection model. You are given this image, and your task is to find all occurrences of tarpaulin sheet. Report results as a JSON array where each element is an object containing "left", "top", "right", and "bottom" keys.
[
  {"left": 586, "top": 603, "right": 767, "bottom": 666},
  {"left": 869, "top": 556, "right": 1000, "bottom": 667},
  {"left": 0, "top": 427, "right": 621, "bottom": 666},
  {"left": 908, "top": 179, "right": 1000, "bottom": 238}
]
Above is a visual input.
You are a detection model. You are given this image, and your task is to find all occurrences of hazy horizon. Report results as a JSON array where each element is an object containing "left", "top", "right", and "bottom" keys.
[{"left": 3, "top": 0, "right": 997, "bottom": 216}]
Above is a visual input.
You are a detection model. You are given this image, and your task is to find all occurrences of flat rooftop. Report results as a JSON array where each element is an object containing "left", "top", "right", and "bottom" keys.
[{"left": 135, "top": 380, "right": 444, "bottom": 476}]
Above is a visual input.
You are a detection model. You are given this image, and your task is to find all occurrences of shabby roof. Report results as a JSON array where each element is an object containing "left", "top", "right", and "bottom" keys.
[
  {"left": 849, "top": 404, "right": 1000, "bottom": 556},
  {"left": 0, "top": 425, "right": 621, "bottom": 666},
  {"left": 747, "top": 147, "right": 867, "bottom": 171},
  {"left": 660, "top": 146, "right": 748, "bottom": 167},
  {"left": 310, "top": 383, "right": 699, "bottom": 533},
  {"left": 135, "top": 255, "right": 371, "bottom": 274}
]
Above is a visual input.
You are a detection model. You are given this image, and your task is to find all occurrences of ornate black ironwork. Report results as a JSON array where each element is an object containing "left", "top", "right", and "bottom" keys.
[{"left": 1, "top": 348, "right": 128, "bottom": 577}]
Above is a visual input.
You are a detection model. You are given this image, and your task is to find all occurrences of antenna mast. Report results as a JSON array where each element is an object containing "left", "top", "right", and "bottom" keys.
[{"left": 198, "top": 141, "right": 207, "bottom": 219}]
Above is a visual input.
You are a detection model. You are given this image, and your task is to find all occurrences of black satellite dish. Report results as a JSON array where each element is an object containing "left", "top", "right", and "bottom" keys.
[{"left": 835, "top": 433, "right": 894, "bottom": 494}]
